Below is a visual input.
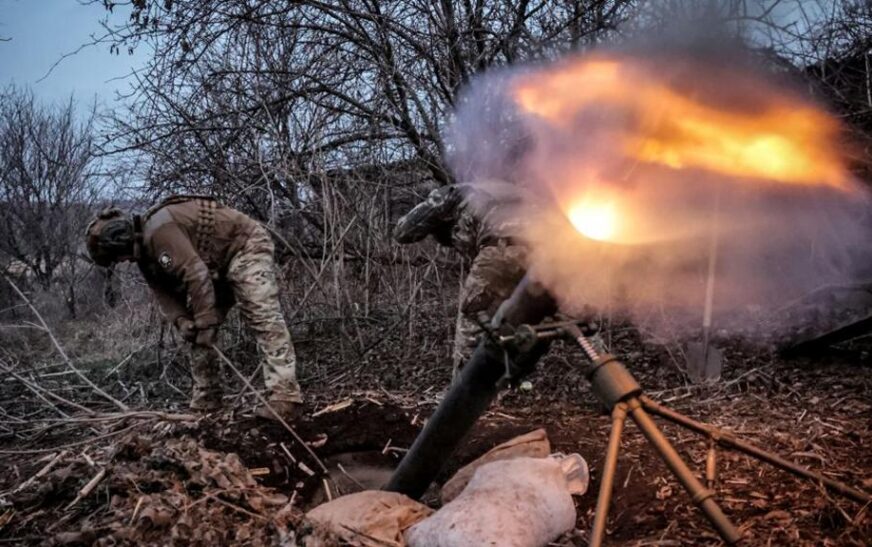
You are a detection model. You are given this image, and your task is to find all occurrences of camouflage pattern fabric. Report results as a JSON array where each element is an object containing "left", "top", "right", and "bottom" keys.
[
  {"left": 452, "top": 244, "right": 527, "bottom": 375},
  {"left": 190, "top": 345, "right": 222, "bottom": 409},
  {"left": 225, "top": 224, "right": 303, "bottom": 403},
  {"left": 394, "top": 183, "right": 519, "bottom": 259},
  {"left": 395, "top": 182, "right": 528, "bottom": 376}
]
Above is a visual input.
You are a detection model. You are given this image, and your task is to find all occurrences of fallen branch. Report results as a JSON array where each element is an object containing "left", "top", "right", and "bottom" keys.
[
  {"left": 58, "top": 410, "right": 198, "bottom": 423},
  {"left": 10, "top": 450, "right": 68, "bottom": 495},
  {"left": 0, "top": 360, "right": 92, "bottom": 416},
  {"left": 3, "top": 276, "right": 128, "bottom": 412},
  {"left": 0, "top": 420, "right": 148, "bottom": 455}
]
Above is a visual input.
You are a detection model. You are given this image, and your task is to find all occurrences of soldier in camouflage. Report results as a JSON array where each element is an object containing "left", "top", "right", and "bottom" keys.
[
  {"left": 395, "top": 182, "right": 527, "bottom": 376},
  {"left": 85, "top": 196, "right": 302, "bottom": 421}
]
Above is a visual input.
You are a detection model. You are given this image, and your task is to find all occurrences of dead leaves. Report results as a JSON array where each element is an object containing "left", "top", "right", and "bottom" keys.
[{"left": 8, "top": 433, "right": 303, "bottom": 546}]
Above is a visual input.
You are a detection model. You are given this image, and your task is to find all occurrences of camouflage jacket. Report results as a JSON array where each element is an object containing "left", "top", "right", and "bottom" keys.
[
  {"left": 134, "top": 196, "right": 258, "bottom": 329},
  {"left": 394, "top": 182, "right": 522, "bottom": 258}
]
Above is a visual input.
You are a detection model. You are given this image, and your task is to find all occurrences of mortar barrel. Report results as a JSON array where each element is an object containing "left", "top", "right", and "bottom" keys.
[{"left": 384, "top": 274, "right": 557, "bottom": 498}]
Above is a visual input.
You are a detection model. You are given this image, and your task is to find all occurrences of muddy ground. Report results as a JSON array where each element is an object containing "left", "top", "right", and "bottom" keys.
[{"left": 1, "top": 332, "right": 871, "bottom": 546}]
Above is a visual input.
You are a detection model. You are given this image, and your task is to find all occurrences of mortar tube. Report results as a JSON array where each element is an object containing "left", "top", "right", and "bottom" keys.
[{"left": 385, "top": 275, "right": 557, "bottom": 499}]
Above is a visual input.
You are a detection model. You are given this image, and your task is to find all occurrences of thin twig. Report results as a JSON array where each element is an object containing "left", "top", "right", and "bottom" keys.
[
  {"left": 66, "top": 468, "right": 107, "bottom": 509},
  {"left": 0, "top": 420, "right": 147, "bottom": 455},
  {"left": 3, "top": 276, "right": 128, "bottom": 411},
  {"left": 211, "top": 346, "right": 328, "bottom": 473},
  {"left": 0, "top": 359, "right": 90, "bottom": 416},
  {"left": 8, "top": 450, "right": 68, "bottom": 495}
]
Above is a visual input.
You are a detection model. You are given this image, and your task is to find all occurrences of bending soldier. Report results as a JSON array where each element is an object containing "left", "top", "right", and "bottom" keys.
[
  {"left": 85, "top": 196, "right": 302, "bottom": 420},
  {"left": 395, "top": 183, "right": 526, "bottom": 376}
]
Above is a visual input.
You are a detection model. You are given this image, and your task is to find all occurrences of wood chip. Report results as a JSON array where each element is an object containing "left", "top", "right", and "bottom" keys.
[
  {"left": 307, "top": 434, "right": 328, "bottom": 448},
  {"left": 249, "top": 467, "right": 271, "bottom": 476},
  {"left": 312, "top": 399, "right": 353, "bottom": 417},
  {"left": 129, "top": 496, "right": 144, "bottom": 525},
  {"left": 279, "top": 442, "right": 297, "bottom": 464},
  {"left": 298, "top": 462, "right": 315, "bottom": 476},
  {"left": 0, "top": 509, "right": 14, "bottom": 530},
  {"left": 764, "top": 510, "right": 791, "bottom": 521}
]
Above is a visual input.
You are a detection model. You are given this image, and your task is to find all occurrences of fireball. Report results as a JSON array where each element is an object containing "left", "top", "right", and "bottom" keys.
[
  {"left": 509, "top": 53, "right": 856, "bottom": 244},
  {"left": 567, "top": 200, "right": 618, "bottom": 242}
]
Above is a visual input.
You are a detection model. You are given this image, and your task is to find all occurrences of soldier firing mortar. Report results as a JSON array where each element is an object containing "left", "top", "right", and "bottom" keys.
[
  {"left": 84, "top": 196, "right": 302, "bottom": 421},
  {"left": 394, "top": 182, "right": 527, "bottom": 377}
]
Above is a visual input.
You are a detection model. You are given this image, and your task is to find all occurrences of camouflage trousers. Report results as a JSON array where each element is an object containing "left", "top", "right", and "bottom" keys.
[
  {"left": 452, "top": 244, "right": 526, "bottom": 377},
  {"left": 191, "top": 225, "right": 302, "bottom": 404}
]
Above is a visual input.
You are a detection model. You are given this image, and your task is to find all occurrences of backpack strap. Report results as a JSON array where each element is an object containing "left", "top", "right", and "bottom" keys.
[
  {"left": 142, "top": 194, "right": 219, "bottom": 222},
  {"left": 132, "top": 214, "right": 143, "bottom": 261}
]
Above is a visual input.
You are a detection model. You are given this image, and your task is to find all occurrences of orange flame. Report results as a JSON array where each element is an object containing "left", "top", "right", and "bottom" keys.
[
  {"left": 512, "top": 56, "right": 850, "bottom": 192},
  {"left": 511, "top": 55, "right": 855, "bottom": 244}
]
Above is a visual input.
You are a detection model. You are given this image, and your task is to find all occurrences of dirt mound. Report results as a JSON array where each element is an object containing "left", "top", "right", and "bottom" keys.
[
  {"left": 1, "top": 400, "right": 421, "bottom": 546},
  {"left": 6, "top": 434, "right": 300, "bottom": 546}
]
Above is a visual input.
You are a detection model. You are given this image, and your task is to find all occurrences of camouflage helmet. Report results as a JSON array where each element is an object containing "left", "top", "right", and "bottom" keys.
[{"left": 84, "top": 207, "right": 135, "bottom": 267}]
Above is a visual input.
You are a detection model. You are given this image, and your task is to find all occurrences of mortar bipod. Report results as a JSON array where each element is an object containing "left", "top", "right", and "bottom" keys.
[{"left": 501, "top": 320, "right": 872, "bottom": 546}]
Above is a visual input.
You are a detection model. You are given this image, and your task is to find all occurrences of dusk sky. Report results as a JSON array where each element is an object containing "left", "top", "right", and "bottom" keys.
[{"left": 0, "top": 0, "right": 148, "bottom": 112}]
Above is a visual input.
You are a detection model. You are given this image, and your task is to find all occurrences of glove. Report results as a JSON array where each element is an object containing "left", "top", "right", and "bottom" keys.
[
  {"left": 195, "top": 328, "right": 217, "bottom": 347},
  {"left": 175, "top": 316, "right": 197, "bottom": 342}
]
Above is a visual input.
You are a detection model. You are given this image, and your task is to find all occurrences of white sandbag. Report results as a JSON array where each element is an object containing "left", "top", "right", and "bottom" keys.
[
  {"left": 306, "top": 490, "right": 433, "bottom": 547},
  {"left": 441, "top": 428, "right": 551, "bottom": 503},
  {"left": 405, "top": 454, "right": 589, "bottom": 547}
]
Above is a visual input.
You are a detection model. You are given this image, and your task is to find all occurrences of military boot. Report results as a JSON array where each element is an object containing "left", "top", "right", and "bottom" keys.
[{"left": 255, "top": 390, "right": 302, "bottom": 422}]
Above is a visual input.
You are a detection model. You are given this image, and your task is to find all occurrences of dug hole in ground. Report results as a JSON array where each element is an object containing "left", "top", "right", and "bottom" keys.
[{"left": 304, "top": 428, "right": 590, "bottom": 547}]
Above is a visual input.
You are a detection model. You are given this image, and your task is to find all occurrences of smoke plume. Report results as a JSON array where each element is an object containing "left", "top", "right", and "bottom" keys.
[{"left": 446, "top": 31, "right": 872, "bottom": 336}]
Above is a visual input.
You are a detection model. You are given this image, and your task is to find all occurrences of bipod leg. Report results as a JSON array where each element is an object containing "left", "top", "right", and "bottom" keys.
[
  {"left": 590, "top": 402, "right": 628, "bottom": 547},
  {"left": 627, "top": 397, "right": 742, "bottom": 544},
  {"left": 640, "top": 395, "right": 872, "bottom": 505}
]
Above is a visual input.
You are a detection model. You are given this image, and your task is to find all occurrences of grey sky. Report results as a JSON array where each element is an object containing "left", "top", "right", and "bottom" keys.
[{"left": 0, "top": 0, "right": 147, "bottom": 111}]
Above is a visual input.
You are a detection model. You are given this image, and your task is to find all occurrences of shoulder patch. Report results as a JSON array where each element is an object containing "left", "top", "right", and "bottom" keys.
[{"left": 158, "top": 252, "right": 174, "bottom": 270}]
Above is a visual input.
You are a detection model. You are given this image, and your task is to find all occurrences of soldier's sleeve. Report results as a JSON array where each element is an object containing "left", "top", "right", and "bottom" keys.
[
  {"left": 150, "top": 224, "right": 221, "bottom": 330},
  {"left": 146, "top": 281, "right": 188, "bottom": 325},
  {"left": 394, "top": 186, "right": 461, "bottom": 245}
]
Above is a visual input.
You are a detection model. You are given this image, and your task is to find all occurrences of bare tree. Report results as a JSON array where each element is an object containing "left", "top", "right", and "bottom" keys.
[
  {"left": 96, "top": 1, "right": 631, "bottom": 187},
  {"left": 0, "top": 87, "right": 101, "bottom": 315},
  {"left": 85, "top": 0, "right": 633, "bottom": 294},
  {"left": 76, "top": 0, "right": 872, "bottom": 353}
]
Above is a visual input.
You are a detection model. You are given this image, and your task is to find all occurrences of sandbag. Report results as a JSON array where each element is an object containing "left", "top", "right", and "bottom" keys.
[
  {"left": 441, "top": 428, "right": 551, "bottom": 503},
  {"left": 406, "top": 454, "right": 589, "bottom": 547},
  {"left": 306, "top": 490, "right": 433, "bottom": 547}
]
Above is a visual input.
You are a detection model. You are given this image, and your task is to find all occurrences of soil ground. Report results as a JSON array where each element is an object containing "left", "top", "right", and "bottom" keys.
[{"left": 1, "top": 332, "right": 870, "bottom": 546}]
